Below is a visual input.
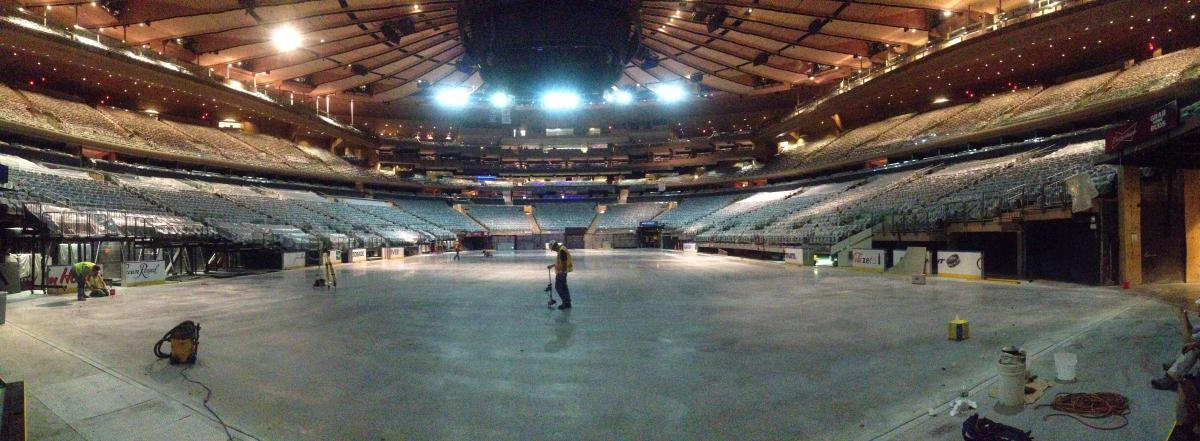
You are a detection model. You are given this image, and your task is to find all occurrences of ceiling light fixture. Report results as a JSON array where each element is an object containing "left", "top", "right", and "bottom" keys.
[{"left": 271, "top": 25, "right": 303, "bottom": 52}]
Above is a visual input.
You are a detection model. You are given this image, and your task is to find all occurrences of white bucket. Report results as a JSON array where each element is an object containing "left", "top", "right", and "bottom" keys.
[
  {"left": 1054, "top": 352, "right": 1078, "bottom": 382},
  {"left": 997, "top": 360, "right": 1026, "bottom": 408}
]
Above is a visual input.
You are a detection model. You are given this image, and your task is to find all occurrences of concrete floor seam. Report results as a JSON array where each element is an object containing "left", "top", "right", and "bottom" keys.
[
  {"left": 7, "top": 322, "right": 261, "bottom": 441},
  {"left": 870, "top": 300, "right": 1142, "bottom": 441}
]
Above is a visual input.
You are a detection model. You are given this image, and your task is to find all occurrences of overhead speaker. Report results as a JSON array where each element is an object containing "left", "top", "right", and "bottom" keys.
[
  {"left": 380, "top": 17, "right": 416, "bottom": 44},
  {"left": 706, "top": 8, "right": 729, "bottom": 33},
  {"left": 868, "top": 42, "right": 887, "bottom": 56},
  {"left": 416, "top": 79, "right": 431, "bottom": 89},
  {"left": 177, "top": 37, "right": 199, "bottom": 53},
  {"left": 688, "top": 72, "right": 703, "bottom": 83},
  {"left": 99, "top": 0, "right": 128, "bottom": 19},
  {"left": 350, "top": 64, "right": 370, "bottom": 76},
  {"left": 752, "top": 52, "right": 770, "bottom": 66},
  {"left": 807, "top": 19, "right": 825, "bottom": 35}
]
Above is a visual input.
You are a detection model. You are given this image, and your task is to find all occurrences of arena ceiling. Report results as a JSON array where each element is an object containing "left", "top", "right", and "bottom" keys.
[{"left": 21, "top": 0, "right": 1042, "bottom": 103}]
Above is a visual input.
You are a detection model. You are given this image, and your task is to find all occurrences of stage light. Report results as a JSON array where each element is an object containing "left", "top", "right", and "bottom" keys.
[
  {"left": 434, "top": 87, "right": 472, "bottom": 107},
  {"left": 272, "top": 25, "right": 303, "bottom": 52},
  {"left": 542, "top": 91, "right": 580, "bottom": 110},
  {"left": 489, "top": 91, "right": 512, "bottom": 108},
  {"left": 652, "top": 83, "right": 687, "bottom": 103},
  {"left": 604, "top": 88, "right": 633, "bottom": 105}
]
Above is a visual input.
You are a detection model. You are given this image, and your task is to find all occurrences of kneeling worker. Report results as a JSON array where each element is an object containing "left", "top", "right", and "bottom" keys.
[
  {"left": 71, "top": 261, "right": 102, "bottom": 302},
  {"left": 546, "top": 242, "right": 573, "bottom": 310},
  {"left": 1169, "top": 338, "right": 1200, "bottom": 437}
]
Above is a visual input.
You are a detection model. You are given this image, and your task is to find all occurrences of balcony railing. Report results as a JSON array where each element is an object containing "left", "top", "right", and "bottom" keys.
[{"left": 781, "top": 0, "right": 1093, "bottom": 124}]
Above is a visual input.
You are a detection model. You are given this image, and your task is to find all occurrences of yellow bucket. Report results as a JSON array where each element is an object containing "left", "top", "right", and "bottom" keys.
[{"left": 948, "top": 319, "right": 970, "bottom": 341}]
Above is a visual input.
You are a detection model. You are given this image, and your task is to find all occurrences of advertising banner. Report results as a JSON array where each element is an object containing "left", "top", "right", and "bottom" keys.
[
  {"left": 123, "top": 260, "right": 167, "bottom": 286},
  {"left": 384, "top": 247, "right": 405, "bottom": 260},
  {"left": 850, "top": 249, "right": 886, "bottom": 272},
  {"left": 46, "top": 265, "right": 76, "bottom": 287},
  {"left": 783, "top": 248, "right": 807, "bottom": 266},
  {"left": 328, "top": 250, "right": 342, "bottom": 265},
  {"left": 349, "top": 248, "right": 367, "bottom": 263},
  {"left": 682, "top": 242, "right": 698, "bottom": 254},
  {"left": 1105, "top": 100, "right": 1179, "bottom": 153},
  {"left": 281, "top": 252, "right": 306, "bottom": 269},
  {"left": 936, "top": 251, "right": 984, "bottom": 280}
]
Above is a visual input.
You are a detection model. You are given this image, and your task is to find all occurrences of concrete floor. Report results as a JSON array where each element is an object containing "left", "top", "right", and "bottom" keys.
[{"left": 0, "top": 250, "right": 1183, "bottom": 440}]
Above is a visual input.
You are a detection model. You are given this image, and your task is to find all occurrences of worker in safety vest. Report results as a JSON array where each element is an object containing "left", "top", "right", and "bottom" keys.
[
  {"left": 546, "top": 242, "right": 573, "bottom": 310},
  {"left": 71, "top": 261, "right": 102, "bottom": 302}
]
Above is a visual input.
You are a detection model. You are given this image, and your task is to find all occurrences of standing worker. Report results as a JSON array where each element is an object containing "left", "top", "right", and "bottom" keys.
[
  {"left": 454, "top": 241, "right": 462, "bottom": 261},
  {"left": 546, "top": 242, "right": 573, "bottom": 310},
  {"left": 71, "top": 261, "right": 102, "bottom": 302}
]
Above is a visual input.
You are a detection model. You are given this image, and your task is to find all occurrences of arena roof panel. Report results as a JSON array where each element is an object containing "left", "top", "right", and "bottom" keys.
[{"left": 21, "top": 0, "right": 1010, "bottom": 100}]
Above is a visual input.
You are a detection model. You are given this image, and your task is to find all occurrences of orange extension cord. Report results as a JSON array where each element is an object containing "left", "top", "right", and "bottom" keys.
[{"left": 1035, "top": 392, "right": 1131, "bottom": 430}]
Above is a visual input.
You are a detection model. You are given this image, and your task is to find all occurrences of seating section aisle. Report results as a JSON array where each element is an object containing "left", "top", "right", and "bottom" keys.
[
  {"left": 465, "top": 204, "right": 532, "bottom": 234},
  {"left": 532, "top": 202, "right": 596, "bottom": 231},
  {"left": 228, "top": 132, "right": 334, "bottom": 175},
  {"left": 10, "top": 167, "right": 209, "bottom": 239},
  {"left": 753, "top": 137, "right": 835, "bottom": 176},
  {"left": 1086, "top": 47, "right": 1200, "bottom": 105},
  {"left": 698, "top": 182, "right": 859, "bottom": 244},
  {"left": 297, "top": 145, "right": 382, "bottom": 181},
  {"left": 392, "top": 199, "right": 485, "bottom": 233},
  {"left": 161, "top": 120, "right": 284, "bottom": 171},
  {"left": 99, "top": 107, "right": 211, "bottom": 158},
  {"left": 23, "top": 92, "right": 144, "bottom": 149},
  {"left": 652, "top": 194, "right": 742, "bottom": 229},
  {"left": 342, "top": 200, "right": 454, "bottom": 240},
  {"left": 126, "top": 178, "right": 318, "bottom": 249},
  {"left": 685, "top": 190, "right": 799, "bottom": 236},
  {"left": 800, "top": 113, "right": 914, "bottom": 169},
  {"left": 0, "top": 84, "right": 55, "bottom": 131},
  {"left": 924, "top": 140, "right": 1117, "bottom": 227},
  {"left": 853, "top": 103, "right": 970, "bottom": 159},
  {"left": 995, "top": 71, "right": 1118, "bottom": 125},
  {"left": 925, "top": 88, "right": 1041, "bottom": 139},
  {"left": 595, "top": 202, "right": 669, "bottom": 230}
]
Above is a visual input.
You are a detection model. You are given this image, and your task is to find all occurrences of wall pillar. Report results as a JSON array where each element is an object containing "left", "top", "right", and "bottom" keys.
[
  {"left": 1118, "top": 166, "right": 1143, "bottom": 286},
  {"left": 1184, "top": 169, "right": 1200, "bottom": 283},
  {"left": 1015, "top": 229, "right": 1027, "bottom": 281}
]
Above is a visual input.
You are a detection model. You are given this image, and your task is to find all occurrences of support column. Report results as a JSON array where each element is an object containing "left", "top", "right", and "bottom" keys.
[
  {"left": 1015, "top": 229, "right": 1027, "bottom": 281},
  {"left": 1118, "top": 166, "right": 1143, "bottom": 286},
  {"left": 1184, "top": 169, "right": 1200, "bottom": 283}
]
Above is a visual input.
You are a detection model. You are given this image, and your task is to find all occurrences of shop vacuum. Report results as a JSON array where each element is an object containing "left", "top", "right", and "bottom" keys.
[{"left": 153, "top": 321, "right": 200, "bottom": 364}]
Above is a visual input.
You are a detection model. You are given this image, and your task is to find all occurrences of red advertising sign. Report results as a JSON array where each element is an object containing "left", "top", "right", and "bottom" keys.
[{"left": 1105, "top": 100, "right": 1179, "bottom": 153}]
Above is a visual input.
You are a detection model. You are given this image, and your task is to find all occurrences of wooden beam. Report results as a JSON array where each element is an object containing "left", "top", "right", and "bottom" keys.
[
  {"left": 1184, "top": 169, "right": 1200, "bottom": 283},
  {"left": 1118, "top": 165, "right": 1142, "bottom": 286}
]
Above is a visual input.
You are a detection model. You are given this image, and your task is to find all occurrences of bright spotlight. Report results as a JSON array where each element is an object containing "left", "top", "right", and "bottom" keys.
[
  {"left": 542, "top": 91, "right": 580, "bottom": 110},
  {"left": 271, "top": 25, "right": 303, "bottom": 52},
  {"left": 489, "top": 91, "right": 512, "bottom": 108},
  {"left": 605, "top": 89, "right": 633, "bottom": 105},
  {"left": 652, "top": 83, "right": 688, "bottom": 103},
  {"left": 435, "top": 87, "right": 472, "bottom": 107}
]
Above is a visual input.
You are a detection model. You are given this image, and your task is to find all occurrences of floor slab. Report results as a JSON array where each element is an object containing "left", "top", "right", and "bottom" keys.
[{"left": 0, "top": 250, "right": 1180, "bottom": 440}]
